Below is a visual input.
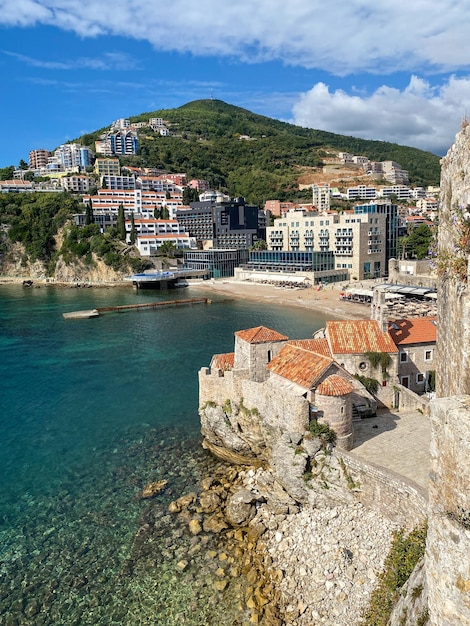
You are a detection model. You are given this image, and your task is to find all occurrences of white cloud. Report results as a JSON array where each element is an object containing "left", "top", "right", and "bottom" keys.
[
  {"left": 291, "top": 75, "right": 470, "bottom": 154},
  {"left": 2, "top": 1, "right": 470, "bottom": 74},
  {"left": 3, "top": 50, "right": 139, "bottom": 71}
]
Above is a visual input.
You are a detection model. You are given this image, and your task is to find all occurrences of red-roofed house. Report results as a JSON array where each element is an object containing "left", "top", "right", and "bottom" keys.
[
  {"left": 388, "top": 317, "right": 437, "bottom": 392},
  {"left": 323, "top": 319, "right": 399, "bottom": 389}
]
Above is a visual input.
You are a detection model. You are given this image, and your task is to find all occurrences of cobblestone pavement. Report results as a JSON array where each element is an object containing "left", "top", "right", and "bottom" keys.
[{"left": 351, "top": 408, "right": 431, "bottom": 491}]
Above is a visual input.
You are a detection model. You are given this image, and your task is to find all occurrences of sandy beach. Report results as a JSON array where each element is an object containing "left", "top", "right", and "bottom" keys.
[{"left": 188, "top": 278, "right": 372, "bottom": 320}]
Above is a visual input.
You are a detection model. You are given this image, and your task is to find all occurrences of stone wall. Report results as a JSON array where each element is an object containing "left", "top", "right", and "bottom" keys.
[
  {"left": 339, "top": 451, "right": 427, "bottom": 529},
  {"left": 426, "top": 396, "right": 470, "bottom": 625},
  {"left": 388, "top": 257, "right": 438, "bottom": 289},
  {"left": 437, "top": 123, "right": 470, "bottom": 396}
]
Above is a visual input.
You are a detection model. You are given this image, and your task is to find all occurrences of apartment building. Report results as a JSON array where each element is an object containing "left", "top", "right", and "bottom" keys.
[
  {"left": 311, "top": 183, "right": 330, "bottom": 211},
  {"left": 135, "top": 233, "right": 195, "bottom": 257},
  {"left": 176, "top": 197, "right": 260, "bottom": 249},
  {"left": 60, "top": 175, "right": 94, "bottom": 193},
  {"left": 29, "top": 149, "right": 50, "bottom": 170},
  {"left": 101, "top": 175, "right": 135, "bottom": 190},
  {"left": 266, "top": 209, "right": 387, "bottom": 280},
  {"left": 347, "top": 185, "right": 377, "bottom": 201},
  {"left": 125, "top": 218, "right": 186, "bottom": 239},
  {"left": 416, "top": 197, "right": 439, "bottom": 212},
  {"left": 354, "top": 199, "right": 399, "bottom": 262},
  {"left": 95, "top": 158, "right": 120, "bottom": 177},
  {"left": 46, "top": 143, "right": 93, "bottom": 172}
]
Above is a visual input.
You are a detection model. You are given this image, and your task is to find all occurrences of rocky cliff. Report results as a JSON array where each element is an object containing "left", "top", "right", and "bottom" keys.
[{"left": 0, "top": 240, "right": 129, "bottom": 284}]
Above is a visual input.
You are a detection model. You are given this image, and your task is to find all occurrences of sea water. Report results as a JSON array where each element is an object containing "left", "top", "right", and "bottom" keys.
[{"left": 0, "top": 284, "right": 327, "bottom": 625}]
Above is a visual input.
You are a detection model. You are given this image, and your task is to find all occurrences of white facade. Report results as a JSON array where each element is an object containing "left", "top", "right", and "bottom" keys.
[
  {"left": 60, "top": 175, "right": 94, "bottom": 193},
  {"left": 347, "top": 186, "right": 377, "bottom": 201},
  {"left": 267, "top": 209, "right": 386, "bottom": 280},
  {"left": 311, "top": 183, "right": 330, "bottom": 211},
  {"left": 136, "top": 234, "right": 196, "bottom": 256}
]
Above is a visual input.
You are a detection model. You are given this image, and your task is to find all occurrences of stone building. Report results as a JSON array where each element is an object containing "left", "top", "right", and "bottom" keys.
[{"left": 200, "top": 326, "right": 375, "bottom": 453}]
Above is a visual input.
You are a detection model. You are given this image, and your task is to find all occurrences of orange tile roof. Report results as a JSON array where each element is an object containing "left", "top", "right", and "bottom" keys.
[
  {"left": 388, "top": 317, "right": 437, "bottom": 345},
  {"left": 288, "top": 338, "right": 332, "bottom": 357},
  {"left": 327, "top": 320, "right": 398, "bottom": 354},
  {"left": 211, "top": 353, "right": 235, "bottom": 371},
  {"left": 235, "top": 326, "right": 289, "bottom": 344},
  {"left": 267, "top": 344, "right": 333, "bottom": 389},
  {"left": 317, "top": 374, "right": 354, "bottom": 396}
]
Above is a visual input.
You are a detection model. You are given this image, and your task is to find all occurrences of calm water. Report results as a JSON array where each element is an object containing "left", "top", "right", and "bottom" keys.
[{"left": 0, "top": 284, "right": 326, "bottom": 625}]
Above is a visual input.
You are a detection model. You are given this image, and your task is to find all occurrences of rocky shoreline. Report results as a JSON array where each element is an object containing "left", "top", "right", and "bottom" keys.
[{"left": 166, "top": 462, "right": 401, "bottom": 626}]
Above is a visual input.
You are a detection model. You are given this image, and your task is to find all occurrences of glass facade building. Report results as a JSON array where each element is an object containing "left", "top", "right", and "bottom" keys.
[{"left": 184, "top": 249, "right": 249, "bottom": 278}]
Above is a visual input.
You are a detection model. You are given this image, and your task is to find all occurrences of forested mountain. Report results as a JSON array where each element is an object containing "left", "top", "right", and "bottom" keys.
[{"left": 75, "top": 99, "right": 441, "bottom": 206}]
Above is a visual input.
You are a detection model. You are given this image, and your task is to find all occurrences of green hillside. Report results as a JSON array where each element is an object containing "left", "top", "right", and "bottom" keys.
[{"left": 77, "top": 99, "right": 441, "bottom": 205}]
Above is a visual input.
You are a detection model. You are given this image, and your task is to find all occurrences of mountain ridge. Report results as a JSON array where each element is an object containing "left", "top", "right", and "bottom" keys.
[{"left": 77, "top": 98, "right": 441, "bottom": 204}]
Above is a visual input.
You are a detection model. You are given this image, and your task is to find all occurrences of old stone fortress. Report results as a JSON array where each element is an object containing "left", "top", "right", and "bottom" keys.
[{"left": 198, "top": 125, "right": 470, "bottom": 625}]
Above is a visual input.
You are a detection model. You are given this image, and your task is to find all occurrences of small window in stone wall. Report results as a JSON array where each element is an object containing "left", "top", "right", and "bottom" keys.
[
  {"left": 416, "top": 373, "right": 425, "bottom": 383},
  {"left": 267, "top": 350, "right": 272, "bottom": 363},
  {"left": 359, "top": 361, "right": 367, "bottom": 370},
  {"left": 340, "top": 406, "right": 344, "bottom": 414},
  {"left": 400, "top": 352, "right": 408, "bottom": 363}
]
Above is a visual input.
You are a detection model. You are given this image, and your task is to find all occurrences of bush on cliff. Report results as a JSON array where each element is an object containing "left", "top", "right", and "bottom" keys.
[{"left": 361, "top": 523, "right": 427, "bottom": 626}]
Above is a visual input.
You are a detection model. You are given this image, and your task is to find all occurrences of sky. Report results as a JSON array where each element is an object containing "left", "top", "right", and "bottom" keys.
[{"left": 2, "top": 0, "right": 470, "bottom": 168}]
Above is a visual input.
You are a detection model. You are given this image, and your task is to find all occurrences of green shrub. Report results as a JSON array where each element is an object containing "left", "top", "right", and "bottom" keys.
[
  {"left": 361, "top": 523, "right": 427, "bottom": 626},
  {"left": 355, "top": 374, "right": 380, "bottom": 395},
  {"left": 309, "top": 420, "right": 337, "bottom": 447}
]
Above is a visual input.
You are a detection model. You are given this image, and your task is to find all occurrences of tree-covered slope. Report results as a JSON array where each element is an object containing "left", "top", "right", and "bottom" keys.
[{"left": 76, "top": 99, "right": 441, "bottom": 205}]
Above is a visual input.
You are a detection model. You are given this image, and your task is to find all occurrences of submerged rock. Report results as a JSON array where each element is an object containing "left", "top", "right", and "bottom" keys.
[{"left": 138, "top": 479, "right": 168, "bottom": 499}]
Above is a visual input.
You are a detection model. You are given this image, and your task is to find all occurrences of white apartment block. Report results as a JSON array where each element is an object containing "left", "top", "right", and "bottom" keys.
[
  {"left": 267, "top": 209, "right": 386, "bottom": 280},
  {"left": 60, "top": 175, "right": 94, "bottom": 193},
  {"left": 149, "top": 118, "right": 164, "bottom": 128},
  {"left": 125, "top": 218, "right": 185, "bottom": 239},
  {"left": 135, "top": 234, "right": 196, "bottom": 256},
  {"left": 101, "top": 175, "right": 135, "bottom": 190},
  {"left": 379, "top": 185, "right": 412, "bottom": 200},
  {"left": 136, "top": 176, "right": 179, "bottom": 192},
  {"left": 347, "top": 185, "right": 377, "bottom": 201},
  {"left": 416, "top": 197, "right": 439, "bottom": 212},
  {"left": 95, "top": 138, "right": 113, "bottom": 156},
  {"left": 311, "top": 183, "right": 330, "bottom": 211},
  {"left": 111, "top": 118, "right": 130, "bottom": 131},
  {"left": 82, "top": 189, "right": 183, "bottom": 218}
]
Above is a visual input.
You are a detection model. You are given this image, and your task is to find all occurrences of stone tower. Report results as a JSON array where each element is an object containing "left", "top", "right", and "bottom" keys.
[{"left": 371, "top": 287, "right": 389, "bottom": 332}]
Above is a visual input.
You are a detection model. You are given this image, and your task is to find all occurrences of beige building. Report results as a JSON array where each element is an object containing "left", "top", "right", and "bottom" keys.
[{"left": 267, "top": 209, "right": 386, "bottom": 280}]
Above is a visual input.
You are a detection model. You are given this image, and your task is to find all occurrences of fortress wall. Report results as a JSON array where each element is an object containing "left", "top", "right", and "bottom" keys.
[
  {"left": 426, "top": 396, "right": 470, "bottom": 625},
  {"left": 339, "top": 451, "right": 427, "bottom": 528},
  {"left": 437, "top": 124, "right": 470, "bottom": 396},
  {"left": 240, "top": 378, "right": 310, "bottom": 435}
]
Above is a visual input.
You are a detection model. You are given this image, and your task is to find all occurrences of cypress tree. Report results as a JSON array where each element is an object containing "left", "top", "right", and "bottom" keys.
[
  {"left": 130, "top": 212, "right": 137, "bottom": 245},
  {"left": 117, "top": 203, "right": 126, "bottom": 241},
  {"left": 85, "top": 199, "right": 93, "bottom": 225}
]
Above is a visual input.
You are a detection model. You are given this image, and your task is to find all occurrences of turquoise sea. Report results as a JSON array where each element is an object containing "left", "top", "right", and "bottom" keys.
[{"left": 0, "top": 284, "right": 326, "bottom": 625}]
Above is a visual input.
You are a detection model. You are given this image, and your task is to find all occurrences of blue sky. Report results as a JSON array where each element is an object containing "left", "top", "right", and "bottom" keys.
[{"left": 2, "top": 0, "right": 470, "bottom": 168}]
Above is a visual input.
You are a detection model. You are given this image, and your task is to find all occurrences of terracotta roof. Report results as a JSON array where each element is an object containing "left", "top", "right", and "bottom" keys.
[
  {"left": 288, "top": 338, "right": 332, "bottom": 357},
  {"left": 317, "top": 375, "right": 354, "bottom": 397},
  {"left": 211, "top": 352, "right": 235, "bottom": 371},
  {"left": 326, "top": 320, "right": 398, "bottom": 354},
  {"left": 267, "top": 344, "right": 333, "bottom": 389},
  {"left": 388, "top": 317, "right": 437, "bottom": 345},
  {"left": 235, "top": 326, "right": 288, "bottom": 344}
]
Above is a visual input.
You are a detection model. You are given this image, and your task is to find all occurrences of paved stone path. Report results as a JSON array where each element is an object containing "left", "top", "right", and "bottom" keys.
[{"left": 351, "top": 408, "right": 431, "bottom": 490}]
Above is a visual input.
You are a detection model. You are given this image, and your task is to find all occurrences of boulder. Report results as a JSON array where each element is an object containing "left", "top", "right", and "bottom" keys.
[{"left": 225, "top": 489, "right": 260, "bottom": 526}]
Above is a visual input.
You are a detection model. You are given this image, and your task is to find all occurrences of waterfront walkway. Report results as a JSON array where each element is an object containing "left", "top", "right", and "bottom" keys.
[{"left": 352, "top": 408, "right": 431, "bottom": 490}]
